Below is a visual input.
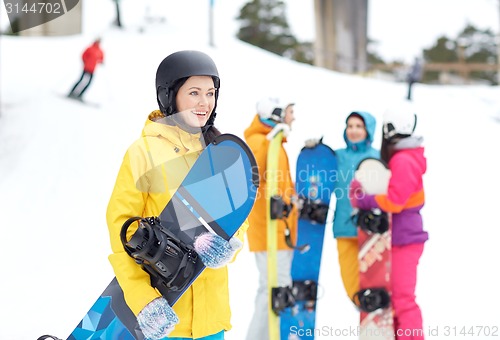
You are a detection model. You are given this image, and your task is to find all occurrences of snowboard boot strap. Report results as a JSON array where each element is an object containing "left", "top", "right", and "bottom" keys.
[
  {"left": 121, "top": 216, "right": 199, "bottom": 294},
  {"left": 271, "top": 286, "right": 296, "bottom": 315},
  {"left": 352, "top": 287, "right": 391, "bottom": 313},
  {"left": 299, "top": 197, "right": 329, "bottom": 224},
  {"left": 357, "top": 209, "right": 389, "bottom": 234}
]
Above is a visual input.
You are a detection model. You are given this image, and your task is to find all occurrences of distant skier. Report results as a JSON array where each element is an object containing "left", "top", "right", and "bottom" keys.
[
  {"left": 406, "top": 57, "right": 423, "bottom": 101},
  {"left": 68, "top": 38, "right": 104, "bottom": 101}
]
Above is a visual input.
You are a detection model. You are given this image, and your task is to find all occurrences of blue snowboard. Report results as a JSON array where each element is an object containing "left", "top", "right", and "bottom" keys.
[
  {"left": 280, "top": 140, "right": 337, "bottom": 340},
  {"left": 41, "top": 134, "right": 259, "bottom": 340}
]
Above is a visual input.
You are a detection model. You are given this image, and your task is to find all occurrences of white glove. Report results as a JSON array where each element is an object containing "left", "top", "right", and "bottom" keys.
[
  {"left": 304, "top": 138, "right": 320, "bottom": 148},
  {"left": 194, "top": 233, "right": 243, "bottom": 268},
  {"left": 266, "top": 123, "right": 291, "bottom": 140},
  {"left": 137, "top": 297, "right": 178, "bottom": 339}
]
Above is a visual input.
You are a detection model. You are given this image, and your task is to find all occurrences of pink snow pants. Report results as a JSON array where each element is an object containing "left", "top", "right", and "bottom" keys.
[{"left": 392, "top": 243, "right": 425, "bottom": 340}]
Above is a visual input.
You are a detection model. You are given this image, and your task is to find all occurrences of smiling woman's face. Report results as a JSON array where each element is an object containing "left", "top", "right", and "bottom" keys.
[
  {"left": 346, "top": 115, "right": 367, "bottom": 143},
  {"left": 175, "top": 75, "right": 216, "bottom": 128}
]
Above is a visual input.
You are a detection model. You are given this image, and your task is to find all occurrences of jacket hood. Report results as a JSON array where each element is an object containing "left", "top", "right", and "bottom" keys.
[
  {"left": 142, "top": 110, "right": 204, "bottom": 151},
  {"left": 343, "top": 111, "right": 377, "bottom": 148},
  {"left": 244, "top": 114, "right": 288, "bottom": 142},
  {"left": 394, "top": 135, "right": 423, "bottom": 150}
]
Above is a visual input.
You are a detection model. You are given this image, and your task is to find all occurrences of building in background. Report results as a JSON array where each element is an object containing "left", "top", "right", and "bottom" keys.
[
  {"left": 313, "top": 0, "right": 368, "bottom": 73},
  {"left": 12, "top": 0, "right": 82, "bottom": 36}
]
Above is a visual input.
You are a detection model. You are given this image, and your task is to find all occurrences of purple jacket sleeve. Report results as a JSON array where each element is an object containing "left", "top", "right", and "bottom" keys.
[{"left": 356, "top": 194, "right": 379, "bottom": 211}]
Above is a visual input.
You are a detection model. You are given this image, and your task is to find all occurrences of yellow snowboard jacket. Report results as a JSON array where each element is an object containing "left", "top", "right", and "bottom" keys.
[{"left": 106, "top": 111, "right": 248, "bottom": 338}]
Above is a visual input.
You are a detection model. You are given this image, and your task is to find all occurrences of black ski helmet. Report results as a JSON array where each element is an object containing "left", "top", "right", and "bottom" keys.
[{"left": 155, "top": 50, "right": 220, "bottom": 125}]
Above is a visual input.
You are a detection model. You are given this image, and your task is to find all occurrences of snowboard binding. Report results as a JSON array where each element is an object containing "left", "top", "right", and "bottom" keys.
[
  {"left": 271, "top": 195, "right": 310, "bottom": 253},
  {"left": 121, "top": 216, "right": 199, "bottom": 295},
  {"left": 292, "top": 280, "right": 318, "bottom": 311},
  {"left": 270, "top": 195, "right": 293, "bottom": 220},
  {"left": 299, "top": 197, "right": 329, "bottom": 224},
  {"left": 352, "top": 287, "right": 391, "bottom": 313},
  {"left": 357, "top": 208, "right": 389, "bottom": 234},
  {"left": 271, "top": 286, "right": 296, "bottom": 315},
  {"left": 292, "top": 280, "right": 318, "bottom": 302}
]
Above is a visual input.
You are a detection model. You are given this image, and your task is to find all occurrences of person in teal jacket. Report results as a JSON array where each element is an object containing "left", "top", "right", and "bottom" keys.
[{"left": 333, "top": 111, "right": 379, "bottom": 302}]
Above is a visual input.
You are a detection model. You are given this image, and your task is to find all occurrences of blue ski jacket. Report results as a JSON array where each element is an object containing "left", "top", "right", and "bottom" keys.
[{"left": 333, "top": 111, "right": 379, "bottom": 238}]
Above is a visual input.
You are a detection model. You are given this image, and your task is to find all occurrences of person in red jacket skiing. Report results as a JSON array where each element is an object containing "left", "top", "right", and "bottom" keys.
[{"left": 68, "top": 38, "right": 104, "bottom": 101}]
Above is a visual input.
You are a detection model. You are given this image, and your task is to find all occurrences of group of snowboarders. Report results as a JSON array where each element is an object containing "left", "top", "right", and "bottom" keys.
[
  {"left": 102, "top": 50, "right": 428, "bottom": 340},
  {"left": 242, "top": 96, "right": 427, "bottom": 340}
]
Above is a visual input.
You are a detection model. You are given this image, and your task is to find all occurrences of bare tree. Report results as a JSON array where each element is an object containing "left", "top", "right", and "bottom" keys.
[{"left": 113, "top": 0, "right": 122, "bottom": 28}]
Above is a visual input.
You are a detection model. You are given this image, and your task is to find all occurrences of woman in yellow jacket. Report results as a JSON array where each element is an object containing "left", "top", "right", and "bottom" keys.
[
  {"left": 243, "top": 97, "right": 298, "bottom": 340},
  {"left": 106, "top": 51, "right": 248, "bottom": 340}
]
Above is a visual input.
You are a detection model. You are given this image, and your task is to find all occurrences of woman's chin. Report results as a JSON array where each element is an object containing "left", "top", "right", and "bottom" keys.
[{"left": 186, "top": 118, "right": 207, "bottom": 128}]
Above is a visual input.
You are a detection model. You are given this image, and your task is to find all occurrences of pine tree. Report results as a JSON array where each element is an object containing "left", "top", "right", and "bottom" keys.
[
  {"left": 458, "top": 24, "right": 497, "bottom": 84},
  {"left": 236, "top": 0, "right": 298, "bottom": 57},
  {"left": 423, "top": 24, "right": 497, "bottom": 84}
]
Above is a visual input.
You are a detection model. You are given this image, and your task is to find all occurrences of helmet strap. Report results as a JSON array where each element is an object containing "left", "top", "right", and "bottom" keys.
[{"left": 157, "top": 87, "right": 169, "bottom": 114}]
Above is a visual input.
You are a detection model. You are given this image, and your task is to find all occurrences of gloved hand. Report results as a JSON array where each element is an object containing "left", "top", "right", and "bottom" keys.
[
  {"left": 355, "top": 193, "right": 379, "bottom": 210},
  {"left": 137, "top": 297, "right": 178, "bottom": 340},
  {"left": 304, "top": 138, "right": 320, "bottom": 148},
  {"left": 194, "top": 233, "right": 243, "bottom": 268},
  {"left": 266, "top": 123, "right": 291, "bottom": 140},
  {"left": 349, "top": 179, "right": 379, "bottom": 210}
]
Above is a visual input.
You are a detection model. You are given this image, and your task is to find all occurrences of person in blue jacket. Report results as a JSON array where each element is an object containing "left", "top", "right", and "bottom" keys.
[{"left": 333, "top": 111, "right": 379, "bottom": 302}]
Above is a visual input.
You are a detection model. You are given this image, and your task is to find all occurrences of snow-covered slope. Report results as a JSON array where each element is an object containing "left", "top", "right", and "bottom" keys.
[{"left": 1, "top": 2, "right": 500, "bottom": 339}]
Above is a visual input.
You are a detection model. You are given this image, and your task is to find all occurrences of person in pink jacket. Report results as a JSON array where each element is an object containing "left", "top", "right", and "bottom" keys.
[
  {"left": 351, "top": 102, "right": 428, "bottom": 340},
  {"left": 68, "top": 38, "right": 104, "bottom": 101}
]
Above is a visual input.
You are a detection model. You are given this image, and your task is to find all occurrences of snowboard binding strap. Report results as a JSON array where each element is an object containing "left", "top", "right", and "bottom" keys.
[
  {"left": 292, "top": 280, "right": 318, "bottom": 302},
  {"left": 299, "top": 197, "right": 329, "bottom": 225},
  {"left": 270, "top": 195, "right": 310, "bottom": 253},
  {"left": 352, "top": 287, "right": 391, "bottom": 313},
  {"left": 356, "top": 208, "right": 389, "bottom": 234},
  {"left": 121, "top": 216, "right": 199, "bottom": 294},
  {"left": 292, "top": 280, "right": 321, "bottom": 311},
  {"left": 271, "top": 286, "right": 296, "bottom": 315}
]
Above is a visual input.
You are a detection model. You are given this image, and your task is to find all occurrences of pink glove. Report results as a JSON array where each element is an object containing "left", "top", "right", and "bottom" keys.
[{"left": 349, "top": 179, "right": 364, "bottom": 208}]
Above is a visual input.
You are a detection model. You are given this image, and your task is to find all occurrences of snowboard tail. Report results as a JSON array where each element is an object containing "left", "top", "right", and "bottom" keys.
[
  {"left": 40, "top": 134, "right": 258, "bottom": 340},
  {"left": 67, "top": 278, "right": 140, "bottom": 340}
]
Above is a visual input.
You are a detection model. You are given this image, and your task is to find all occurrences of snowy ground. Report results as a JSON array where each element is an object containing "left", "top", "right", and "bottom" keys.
[{"left": 1, "top": 2, "right": 500, "bottom": 339}]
